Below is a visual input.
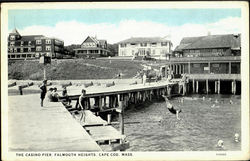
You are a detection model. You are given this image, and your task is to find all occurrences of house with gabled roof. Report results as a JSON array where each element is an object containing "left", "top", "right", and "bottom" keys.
[
  {"left": 74, "top": 36, "right": 110, "bottom": 58},
  {"left": 117, "top": 37, "right": 172, "bottom": 60}
]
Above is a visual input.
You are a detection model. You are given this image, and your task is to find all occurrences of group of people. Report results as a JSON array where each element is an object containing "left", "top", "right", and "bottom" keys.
[{"left": 39, "top": 80, "right": 70, "bottom": 107}]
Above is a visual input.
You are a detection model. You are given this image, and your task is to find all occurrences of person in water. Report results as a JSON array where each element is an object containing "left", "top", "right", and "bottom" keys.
[{"left": 162, "top": 95, "right": 182, "bottom": 120}]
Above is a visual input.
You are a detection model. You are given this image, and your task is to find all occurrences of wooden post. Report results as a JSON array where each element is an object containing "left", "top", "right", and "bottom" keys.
[
  {"left": 229, "top": 62, "right": 231, "bottom": 74},
  {"left": 196, "top": 81, "right": 199, "bottom": 93},
  {"left": 234, "top": 80, "right": 237, "bottom": 95},
  {"left": 232, "top": 80, "right": 236, "bottom": 95},
  {"left": 192, "top": 79, "right": 195, "bottom": 93},
  {"left": 118, "top": 94, "right": 124, "bottom": 135},
  {"left": 99, "top": 96, "right": 103, "bottom": 110},
  {"left": 107, "top": 114, "right": 111, "bottom": 125},
  {"left": 43, "top": 64, "right": 46, "bottom": 80},
  {"left": 206, "top": 79, "right": 209, "bottom": 94},
  {"left": 18, "top": 86, "right": 23, "bottom": 95},
  {"left": 215, "top": 81, "right": 217, "bottom": 93},
  {"left": 188, "top": 62, "right": 191, "bottom": 74},
  {"left": 208, "top": 62, "right": 211, "bottom": 74},
  {"left": 183, "top": 83, "right": 186, "bottom": 95},
  {"left": 218, "top": 80, "right": 220, "bottom": 94}
]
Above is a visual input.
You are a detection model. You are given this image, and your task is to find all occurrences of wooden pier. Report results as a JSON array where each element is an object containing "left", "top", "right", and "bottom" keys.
[{"left": 8, "top": 94, "right": 102, "bottom": 151}]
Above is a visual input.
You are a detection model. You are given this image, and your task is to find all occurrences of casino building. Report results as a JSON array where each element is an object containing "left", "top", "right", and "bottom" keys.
[
  {"left": 8, "top": 28, "right": 64, "bottom": 60},
  {"left": 160, "top": 34, "right": 241, "bottom": 94}
]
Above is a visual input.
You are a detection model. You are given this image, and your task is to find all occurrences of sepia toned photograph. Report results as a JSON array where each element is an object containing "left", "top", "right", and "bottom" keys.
[{"left": 1, "top": 2, "right": 249, "bottom": 160}]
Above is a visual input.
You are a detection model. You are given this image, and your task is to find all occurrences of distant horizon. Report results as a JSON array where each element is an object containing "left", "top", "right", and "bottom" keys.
[{"left": 8, "top": 8, "right": 241, "bottom": 47}]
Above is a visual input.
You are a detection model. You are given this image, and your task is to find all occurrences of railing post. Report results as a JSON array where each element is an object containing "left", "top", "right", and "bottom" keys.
[{"left": 218, "top": 79, "right": 220, "bottom": 94}]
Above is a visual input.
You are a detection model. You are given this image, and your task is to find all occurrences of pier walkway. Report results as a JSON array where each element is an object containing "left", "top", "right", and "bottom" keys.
[{"left": 8, "top": 94, "right": 102, "bottom": 151}]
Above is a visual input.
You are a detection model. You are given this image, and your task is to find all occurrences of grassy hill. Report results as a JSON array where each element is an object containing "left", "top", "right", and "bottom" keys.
[{"left": 8, "top": 59, "right": 148, "bottom": 80}]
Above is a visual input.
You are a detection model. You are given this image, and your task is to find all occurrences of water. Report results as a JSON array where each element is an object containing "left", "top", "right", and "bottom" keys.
[{"left": 118, "top": 94, "right": 241, "bottom": 151}]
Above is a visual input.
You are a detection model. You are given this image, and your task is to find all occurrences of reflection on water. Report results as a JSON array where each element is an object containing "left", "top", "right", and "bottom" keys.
[{"left": 119, "top": 94, "right": 241, "bottom": 151}]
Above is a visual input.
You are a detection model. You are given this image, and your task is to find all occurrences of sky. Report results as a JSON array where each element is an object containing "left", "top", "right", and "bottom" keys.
[{"left": 8, "top": 9, "right": 241, "bottom": 47}]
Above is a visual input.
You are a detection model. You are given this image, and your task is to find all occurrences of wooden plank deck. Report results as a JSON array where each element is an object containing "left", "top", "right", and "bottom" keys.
[
  {"left": 85, "top": 126, "right": 125, "bottom": 143},
  {"left": 8, "top": 94, "right": 102, "bottom": 151},
  {"left": 67, "top": 81, "right": 177, "bottom": 99}
]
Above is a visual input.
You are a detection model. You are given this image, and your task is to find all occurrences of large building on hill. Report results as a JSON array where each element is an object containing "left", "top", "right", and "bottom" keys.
[
  {"left": 8, "top": 28, "right": 64, "bottom": 60},
  {"left": 74, "top": 36, "right": 110, "bottom": 58},
  {"left": 118, "top": 37, "right": 172, "bottom": 60}
]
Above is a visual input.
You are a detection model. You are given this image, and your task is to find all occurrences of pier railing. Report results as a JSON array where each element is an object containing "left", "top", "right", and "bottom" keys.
[
  {"left": 169, "top": 56, "right": 241, "bottom": 62},
  {"left": 187, "top": 74, "right": 241, "bottom": 81}
]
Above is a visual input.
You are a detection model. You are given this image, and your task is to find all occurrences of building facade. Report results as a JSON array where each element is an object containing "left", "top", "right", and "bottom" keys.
[
  {"left": 160, "top": 34, "right": 241, "bottom": 94},
  {"left": 74, "top": 36, "right": 110, "bottom": 58},
  {"left": 118, "top": 37, "right": 172, "bottom": 60},
  {"left": 8, "top": 28, "right": 64, "bottom": 60}
]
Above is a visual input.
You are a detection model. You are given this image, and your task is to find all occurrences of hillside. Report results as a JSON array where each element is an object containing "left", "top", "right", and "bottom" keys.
[{"left": 8, "top": 59, "right": 147, "bottom": 80}]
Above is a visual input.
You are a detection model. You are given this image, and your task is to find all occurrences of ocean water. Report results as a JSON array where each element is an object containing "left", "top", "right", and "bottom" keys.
[{"left": 118, "top": 94, "right": 241, "bottom": 151}]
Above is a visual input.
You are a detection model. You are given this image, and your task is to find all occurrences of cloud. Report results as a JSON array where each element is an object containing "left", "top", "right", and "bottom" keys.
[{"left": 15, "top": 17, "right": 241, "bottom": 48}]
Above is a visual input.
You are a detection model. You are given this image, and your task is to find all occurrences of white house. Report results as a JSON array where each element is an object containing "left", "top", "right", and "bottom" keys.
[
  {"left": 74, "top": 36, "right": 110, "bottom": 58},
  {"left": 118, "top": 37, "right": 172, "bottom": 60}
]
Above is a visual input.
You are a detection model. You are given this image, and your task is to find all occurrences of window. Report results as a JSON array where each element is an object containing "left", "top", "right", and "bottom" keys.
[
  {"left": 161, "top": 42, "right": 168, "bottom": 46},
  {"left": 36, "top": 46, "right": 42, "bottom": 51},
  {"left": 151, "top": 43, "right": 157, "bottom": 46},
  {"left": 46, "top": 46, "right": 51, "bottom": 51},
  {"left": 28, "top": 41, "right": 32, "bottom": 46},
  {"left": 46, "top": 39, "right": 51, "bottom": 44},
  {"left": 140, "top": 43, "right": 147, "bottom": 47},
  {"left": 10, "top": 35, "right": 15, "bottom": 40},
  {"left": 36, "top": 39, "right": 42, "bottom": 45},
  {"left": 131, "top": 43, "right": 136, "bottom": 45},
  {"left": 212, "top": 64, "right": 220, "bottom": 67},
  {"left": 14, "top": 48, "right": 17, "bottom": 52},
  {"left": 21, "top": 41, "right": 24, "bottom": 46},
  {"left": 120, "top": 44, "right": 127, "bottom": 48},
  {"left": 28, "top": 48, "right": 31, "bottom": 52},
  {"left": 152, "top": 49, "right": 155, "bottom": 55},
  {"left": 10, "top": 42, "right": 15, "bottom": 47},
  {"left": 10, "top": 48, "right": 13, "bottom": 53},
  {"left": 20, "top": 48, "right": 23, "bottom": 52},
  {"left": 193, "top": 64, "right": 200, "bottom": 68}
]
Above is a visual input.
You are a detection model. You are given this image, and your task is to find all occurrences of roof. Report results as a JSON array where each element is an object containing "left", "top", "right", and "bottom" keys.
[
  {"left": 74, "top": 47, "right": 109, "bottom": 52},
  {"left": 82, "top": 36, "right": 107, "bottom": 45},
  {"left": 20, "top": 35, "right": 45, "bottom": 41},
  {"left": 175, "top": 34, "right": 241, "bottom": 51},
  {"left": 118, "top": 37, "right": 171, "bottom": 44},
  {"left": 10, "top": 28, "right": 21, "bottom": 35}
]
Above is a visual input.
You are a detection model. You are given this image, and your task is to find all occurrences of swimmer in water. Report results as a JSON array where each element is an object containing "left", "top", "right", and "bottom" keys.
[
  {"left": 215, "top": 99, "right": 219, "bottom": 104},
  {"left": 216, "top": 140, "right": 225, "bottom": 149},
  {"left": 162, "top": 95, "right": 182, "bottom": 120},
  {"left": 234, "top": 133, "right": 240, "bottom": 142},
  {"left": 211, "top": 104, "right": 220, "bottom": 108}
]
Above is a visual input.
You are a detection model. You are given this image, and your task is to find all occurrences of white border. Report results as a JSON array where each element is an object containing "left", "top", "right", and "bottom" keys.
[{"left": 1, "top": 2, "right": 249, "bottom": 161}]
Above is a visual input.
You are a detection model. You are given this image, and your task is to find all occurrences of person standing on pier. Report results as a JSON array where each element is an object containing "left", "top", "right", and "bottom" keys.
[
  {"left": 143, "top": 73, "right": 147, "bottom": 86},
  {"left": 39, "top": 80, "right": 47, "bottom": 107},
  {"left": 79, "top": 89, "right": 87, "bottom": 122},
  {"left": 162, "top": 95, "right": 182, "bottom": 120}
]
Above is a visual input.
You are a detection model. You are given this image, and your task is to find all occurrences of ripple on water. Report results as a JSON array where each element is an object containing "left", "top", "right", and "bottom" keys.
[{"left": 123, "top": 94, "right": 241, "bottom": 151}]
